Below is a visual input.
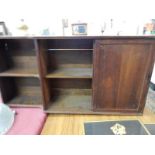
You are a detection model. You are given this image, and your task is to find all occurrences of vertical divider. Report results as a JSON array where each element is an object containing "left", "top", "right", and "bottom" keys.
[
  {"left": 91, "top": 40, "right": 95, "bottom": 111},
  {"left": 34, "top": 39, "right": 51, "bottom": 110},
  {"left": 0, "top": 39, "right": 8, "bottom": 72},
  {"left": 0, "top": 40, "right": 16, "bottom": 103}
]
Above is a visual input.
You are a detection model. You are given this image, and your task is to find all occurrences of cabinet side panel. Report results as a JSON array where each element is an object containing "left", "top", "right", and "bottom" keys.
[{"left": 0, "top": 40, "right": 9, "bottom": 72}]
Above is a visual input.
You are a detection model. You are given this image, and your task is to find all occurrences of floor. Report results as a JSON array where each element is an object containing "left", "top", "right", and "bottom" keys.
[
  {"left": 41, "top": 89, "right": 155, "bottom": 135},
  {"left": 146, "top": 88, "right": 155, "bottom": 112}
]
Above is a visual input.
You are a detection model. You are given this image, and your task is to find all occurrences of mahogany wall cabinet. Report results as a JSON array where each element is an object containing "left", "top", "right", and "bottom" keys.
[{"left": 0, "top": 36, "right": 154, "bottom": 115}]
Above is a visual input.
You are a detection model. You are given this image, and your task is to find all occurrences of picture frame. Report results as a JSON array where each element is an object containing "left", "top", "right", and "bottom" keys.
[
  {"left": 0, "top": 22, "right": 8, "bottom": 35},
  {"left": 72, "top": 23, "right": 87, "bottom": 35}
]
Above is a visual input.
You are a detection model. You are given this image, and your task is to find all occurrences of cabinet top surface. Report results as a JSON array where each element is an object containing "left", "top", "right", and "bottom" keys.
[{"left": 0, "top": 36, "right": 155, "bottom": 39}]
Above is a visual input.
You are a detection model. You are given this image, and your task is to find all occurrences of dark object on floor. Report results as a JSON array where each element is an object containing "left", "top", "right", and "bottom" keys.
[
  {"left": 84, "top": 120, "right": 149, "bottom": 135},
  {"left": 150, "top": 82, "right": 155, "bottom": 91},
  {"left": 144, "top": 124, "right": 155, "bottom": 135}
]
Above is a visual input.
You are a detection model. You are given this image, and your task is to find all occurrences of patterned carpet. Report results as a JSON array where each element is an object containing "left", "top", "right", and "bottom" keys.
[{"left": 146, "top": 88, "right": 155, "bottom": 113}]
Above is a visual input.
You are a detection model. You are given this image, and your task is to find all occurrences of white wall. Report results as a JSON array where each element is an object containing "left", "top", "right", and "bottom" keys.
[{"left": 0, "top": 0, "right": 154, "bottom": 36}]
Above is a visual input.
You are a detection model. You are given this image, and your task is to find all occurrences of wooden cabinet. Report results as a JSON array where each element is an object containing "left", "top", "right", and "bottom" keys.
[
  {"left": 0, "top": 39, "right": 42, "bottom": 107},
  {"left": 93, "top": 39, "right": 155, "bottom": 114},
  {"left": 0, "top": 36, "right": 155, "bottom": 115}
]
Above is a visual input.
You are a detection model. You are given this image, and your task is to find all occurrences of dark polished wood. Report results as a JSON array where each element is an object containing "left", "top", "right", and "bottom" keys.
[
  {"left": 93, "top": 39, "right": 155, "bottom": 113},
  {"left": 0, "top": 37, "right": 155, "bottom": 115},
  {"left": 0, "top": 77, "right": 42, "bottom": 106},
  {"left": 0, "top": 39, "right": 38, "bottom": 76},
  {"left": 1, "top": 36, "right": 155, "bottom": 39},
  {"left": 34, "top": 39, "right": 50, "bottom": 109}
]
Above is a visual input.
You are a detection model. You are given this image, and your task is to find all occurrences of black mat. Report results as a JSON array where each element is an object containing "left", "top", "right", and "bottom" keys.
[
  {"left": 144, "top": 124, "right": 155, "bottom": 135},
  {"left": 84, "top": 120, "right": 149, "bottom": 135}
]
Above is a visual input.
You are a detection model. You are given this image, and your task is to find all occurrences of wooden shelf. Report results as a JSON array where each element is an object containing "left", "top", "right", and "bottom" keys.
[
  {"left": 0, "top": 68, "right": 39, "bottom": 77},
  {"left": 46, "top": 67, "right": 92, "bottom": 78},
  {"left": 46, "top": 89, "right": 92, "bottom": 113},
  {"left": 7, "top": 95, "right": 42, "bottom": 107},
  {"left": 47, "top": 49, "right": 93, "bottom": 51},
  {"left": 7, "top": 86, "right": 42, "bottom": 107}
]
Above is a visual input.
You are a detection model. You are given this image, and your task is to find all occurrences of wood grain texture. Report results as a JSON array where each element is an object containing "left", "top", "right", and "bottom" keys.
[
  {"left": 0, "top": 39, "right": 39, "bottom": 77},
  {"left": 93, "top": 39, "right": 155, "bottom": 113},
  {"left": 46, "top": 67, "right": 92, "bottom": 78},
  {"left": 0, "top": 37, "right": 155, "bottom": 114},
  {"left": 41, "top": 108, "right": 155, "bottom": 135},
  {"left": 35, "top": 39, "right": 51, "bottom": 109},
  {"left": 46, "top": 50, "right": 92, "bottom": 65},
  {"left": 46, "top": 50, "right": 92, "bottom": 78},
  {"left": 0, "top": 55, "right": 39, "bottom": 75},
  {"left": 6, "top": 39, "right": 35, "bottom": 52},
  {"left": 49, "top": 78, "right": 92, "bottom": 89},
  {"left": 7, "top": 86, "right": 42, "bottom": 107},
  {"left": 47, "top": 49, "right": 93, "bottom": 51},
  {"left": 46, "top": 89, "right": 92, "bottom": 114},
  {"left": 46, "top": 39, "right": 93, "bottom": 49},
  {"left": 0, "top": 68, "right": 39, "bottom": 77},
  {"left": 0, "top": 77, "right": 42, "bottom": 106},
  {"left": 47, "top": 78, "right": 92, "bottom": 113}
]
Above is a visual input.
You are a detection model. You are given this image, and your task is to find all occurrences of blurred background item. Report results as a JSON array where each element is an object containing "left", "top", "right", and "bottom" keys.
[
  {"left": 17, "top": 19, "right": 29, "bottom": 36},
  {"left": 62, "top": 18, "right": 68, "bottom": 36},
  {"left": 0, "top": 22, "right": 8, "bottom": 35},
  {"left": 143, "top": 19, "right": 155, "bottom": 35},
  {"left": 72, "top": 23, "right": 87, "bottom": 35}
]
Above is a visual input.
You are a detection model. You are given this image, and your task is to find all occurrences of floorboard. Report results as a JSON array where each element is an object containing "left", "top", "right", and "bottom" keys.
[{"left": 41, "top": 108, "right": 155, "bottom": 135}]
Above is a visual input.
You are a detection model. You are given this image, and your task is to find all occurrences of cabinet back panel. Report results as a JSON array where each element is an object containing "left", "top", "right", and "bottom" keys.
[
  {"left": 14, "top": 77, "right": 42, "bottom": 105},
  {"left": 15, "top": 77, "right": 40, "bottom": 86},
  {"left": 0, "top": 77, "right": 42, "bottom": 104},
  {"left": 0, "top": 39, "right": 38, "bottom": 72},
  {"left": 6, "top": 39, "right": 35, "bottom": 54},
  {"left": 47, "top": 50, "right": 92, "bottom": 71},
  {"left": 49, "top": 79, "right": 92, "bottom": 89},
  {"left": 46, "top": 39, "right": 93, "bottom": 49},
  {"left": 11, "top": 56, "right": 38, "bottom": 69}
]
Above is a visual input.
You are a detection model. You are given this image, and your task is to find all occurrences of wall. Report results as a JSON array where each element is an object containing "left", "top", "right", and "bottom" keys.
[{"left": 0, "top": 0, "right": 154, "bottom": 36}]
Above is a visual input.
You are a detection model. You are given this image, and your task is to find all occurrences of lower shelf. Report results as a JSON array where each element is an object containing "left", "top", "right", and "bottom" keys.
[
  {"left": 45, "top": 89, "right": 92, "bottom": 113},
  {"left": 7, "top": 95, "right": 42, "bottom": 107},
  {"left": 6, "top": 86, "right": 43, "bottom": 107},
  {"left": 45, "top": 89, "right": 141, "bottom": 115}
]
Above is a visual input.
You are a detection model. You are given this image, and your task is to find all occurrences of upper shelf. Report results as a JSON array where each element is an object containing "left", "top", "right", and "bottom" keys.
[
  {"left": 1, "top": 36, "right": 155, "bottom": 39},
  {"left": 47, "top": 49, "right": 93, "bottom": 51},
  {"left": 0, "top": 68, "right": 39, "bottom": 77}
]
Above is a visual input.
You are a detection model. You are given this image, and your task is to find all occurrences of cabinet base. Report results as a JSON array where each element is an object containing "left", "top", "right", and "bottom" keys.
[{"left": 44, "top": 109, "right": 143, "bottom": 116}]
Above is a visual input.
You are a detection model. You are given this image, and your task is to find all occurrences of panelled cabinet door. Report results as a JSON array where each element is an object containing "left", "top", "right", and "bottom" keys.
[{"left": 93, "top": 39, "right": 155, "bottom": 114}]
